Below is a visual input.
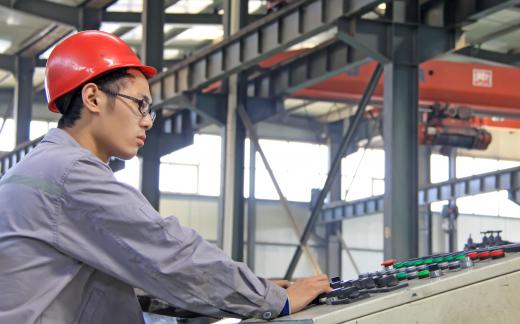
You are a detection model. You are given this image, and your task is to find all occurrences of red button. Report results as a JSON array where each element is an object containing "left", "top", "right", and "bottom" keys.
[
  {"left": 381, "top": 259, "right": 397, "bottom": 267},
  {"left": 478, "top": 251, "right": 490, "bottom": 260},
  {"left": 467, "top": 252, "right": 479, "bottom": 260},
  {"left": 490, "top": 250, "right": 505, "bottom": 259}
]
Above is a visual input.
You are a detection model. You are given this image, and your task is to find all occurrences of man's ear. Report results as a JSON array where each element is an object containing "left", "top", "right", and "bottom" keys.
[{"left": 81, "top": 83, "right": 102, "bottom": 114}]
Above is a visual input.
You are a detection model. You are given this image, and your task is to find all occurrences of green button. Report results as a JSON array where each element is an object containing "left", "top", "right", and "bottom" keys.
[
  {"left": 394, "top": 262, "right": 404, "bottom": 269},
  {"left": 418, "top": 270, "right": 430, "bottom": 279},
  {"left": 404, "top": 261, "right": 414, "bottom": 267},
  {"left": 433, "top": 257, "right": 443, "bottom": 263},
  {"left": 445, "top": 256, "right": 454, "bottom": 262},
  {"left": 424, "top": 259, "right": 433, "bottom": 265},
  {"left": 414, "top": 260, "right": 424, "bottom": 266},
  {"left": 396, "top": 272, "right": 408, "bottom": 280},
  {"left": 454, "top": 255, "right": 465, "bottom": 261}
]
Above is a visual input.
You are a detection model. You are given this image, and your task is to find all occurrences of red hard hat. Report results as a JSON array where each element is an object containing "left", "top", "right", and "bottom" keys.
[{"left": 45, "top": 30, "right": 157, "bottom": 113}]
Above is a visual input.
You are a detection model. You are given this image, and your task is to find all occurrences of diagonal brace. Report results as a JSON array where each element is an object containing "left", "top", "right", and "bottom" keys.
[{"left": 284, "top": 63, "right": 383, "bottom": 280}]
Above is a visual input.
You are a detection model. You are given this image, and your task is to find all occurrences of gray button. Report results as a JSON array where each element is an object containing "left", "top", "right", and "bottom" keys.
[{"left": 262, "top": 311, "right": 272, "bottom": 320}]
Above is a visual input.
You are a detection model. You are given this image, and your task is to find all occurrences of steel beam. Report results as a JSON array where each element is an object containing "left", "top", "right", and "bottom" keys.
[
  {"left": 424, "top": 0, "right": 520, "bottom": 28},
  {"left": 13, "top": 56, "right": 34, "bottom": 145},
  {"left": 103, "top": 12, "right": 219, "bottom": 24},
  {"left": 83, "top": 0, "right": 118, "bottom": 9},
  {"left": 0, "top": 54, "right": 15, "bottom": 72},
  {"left": 164, "top": 0, "right": 182, "bottom": 8},
  {"left": 0, "top": 88, "right": 48, "bottom": 110},
  {"left": 336, "top": 17, "right": 454, "bottom": 64},
  {"left": 149, "top": 0, "right": 386, "bottom": 105},
  {"left": 284, "top": 64, "right": 383, "bottom": 280},
  {"left": 457, "top": 0, "right": 520, "bottom": 25},
  {"left": 0, "top": 0, "right": 77, "bottom": 26},
  {"left": 454, "top": 47, "right": 520, "bottom": 67},
  {"left": 320, "top": 165, "right": 520, "bottom": 223},
  {"left": 0, "top": 0, "right": 103, "bottom": 30},
  {"left": 247, "top": 39, "right": 374, "bottom": 98},
  {"left": 16, "top": 25, "right": 72, "bottom": 58}
]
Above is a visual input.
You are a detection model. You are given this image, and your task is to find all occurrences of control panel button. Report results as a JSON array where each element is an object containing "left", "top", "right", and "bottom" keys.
[
  {"left": 394, "top": 262, "right": 404, "bottom": 269},
  {"left": 396, "top": 272, "right": 408, "bottom": 281},
  {"left": 478, "top": 251, "right": 491, "bottom": 260},
  {"left": 490, "top": 249, "right": 505, "bottom": 259},
  {"left": 448, "top": 261, "right": 461, "bottom": 270},
  {"left": 429, "top": 269, "right": 442, "bottom": 278},
  {"left": 467, "top": 252, "right": 479, "bottom": 260},
  {"left": 418, "top": 270, "right": 430, "bottom": 279},
  {"left": 381, "top": 259, "right": 397, "bottom": 267},
  {"left": 407, "top": 271, "right": 418, "bottom": 280}
]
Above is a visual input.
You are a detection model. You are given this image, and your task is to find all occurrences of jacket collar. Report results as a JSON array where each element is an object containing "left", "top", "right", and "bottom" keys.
[{"left": 40, "top": 128, "right": 83, "bottom": 148}]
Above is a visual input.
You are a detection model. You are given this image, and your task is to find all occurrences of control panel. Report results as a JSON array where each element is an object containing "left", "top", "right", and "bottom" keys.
[{"left": 247, "top": 243, "right": 520, "bottom": 324}]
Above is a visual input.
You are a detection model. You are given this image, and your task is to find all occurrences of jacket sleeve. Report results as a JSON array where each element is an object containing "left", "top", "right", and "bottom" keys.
[{"left": 58, "top": 155, "right": 287, "bottom": 319}]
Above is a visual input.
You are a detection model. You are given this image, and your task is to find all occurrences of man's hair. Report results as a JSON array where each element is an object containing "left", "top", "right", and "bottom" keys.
[{"left": 55, "top": 68, "right": 135, "bottom": 129}]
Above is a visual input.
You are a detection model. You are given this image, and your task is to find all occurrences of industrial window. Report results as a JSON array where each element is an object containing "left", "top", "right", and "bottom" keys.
[
  {"left": 340, "top": 148, "right": 385, "bottom": 201},
  {"left": 455, "top": 157, "right": 520, "bottom": 217},
  {"left": 113, "top": 134, "right": 328, "bottom": 201},
  {"left": 0, "top": 119, "right": 57, "bottom": 152},
  {"left": 0, "top": 118, "right": 14, "bottom": 152},
  {"left": 114, "top": 156, "right": 141, "bottom": 189},
  {"left": 159, "top": 134, "right": 221, "bottom": 196},
  {"left": 245, "top": 138, "right": 328, "bottom": 202},
  {"left": 430, "top": 156, "right": 520, "bottom": 216}
]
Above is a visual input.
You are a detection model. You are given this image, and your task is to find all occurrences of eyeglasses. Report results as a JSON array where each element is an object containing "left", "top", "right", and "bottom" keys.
[{"left": 100, "top": 88, "right": 156, "bottom": 122}]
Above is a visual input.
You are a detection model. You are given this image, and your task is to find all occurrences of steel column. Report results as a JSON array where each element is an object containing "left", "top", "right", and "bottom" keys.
[
  {"left": 220, "top": 0, "right": 248, "bottom": 260},
  {"left": 14, "top": 56, "right": 34, "bottom": 145},
  {"left": 140, "top": 114, "right": 161, "bottom": 209},
  {"left": 447, "top": 149, "right": 458, "bottom": 252},
  {"left": 382, "top": 61, "right": 419, "bottom": 260},
  {"left": 141, "top": 0, "right": 164, "bottom": 71},
  {"left": 246, "top": 138, "right": 257, "bottom": 270},
  {"left": 383, "top": 0, "right": 419, "bottom": 261},
  {"left": 140, "top": 0, "right": 165, "bottom": 209},
  {"left": 284, "top": 64, "right": 383, "bottom": 280},
  {"left": 326, "top": 121, "right": 343, "bottom": 277},
  {"left": 418, "top": 146, "right": 432, "bottom": 256}
]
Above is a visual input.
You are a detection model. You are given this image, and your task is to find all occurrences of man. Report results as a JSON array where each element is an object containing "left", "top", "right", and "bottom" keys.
[{"left": 0, "top": 31, "right": 331, "bottom": 323}]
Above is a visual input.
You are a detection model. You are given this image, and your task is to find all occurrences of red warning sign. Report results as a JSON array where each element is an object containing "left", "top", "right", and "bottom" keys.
[{"left": 472, "top": 68, "right": 493, "bottom": 87}]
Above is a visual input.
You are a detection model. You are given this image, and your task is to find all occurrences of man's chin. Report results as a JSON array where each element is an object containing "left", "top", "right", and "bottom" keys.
[{"left": 113, "top": 151, "right": 138, "bottom": 161}]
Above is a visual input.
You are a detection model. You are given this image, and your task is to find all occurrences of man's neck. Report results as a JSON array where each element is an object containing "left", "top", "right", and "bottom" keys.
[{"left": 63, "top": 126, "right": 109, "bottom": 163}]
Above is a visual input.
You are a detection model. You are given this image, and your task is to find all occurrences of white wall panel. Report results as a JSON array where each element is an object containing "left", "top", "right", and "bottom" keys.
[
  {"left": 158, "top": 194, "right": 520, "bottom": 279},
  {"left": 341, "top": 214, "right": 383, "bottom": 250}
]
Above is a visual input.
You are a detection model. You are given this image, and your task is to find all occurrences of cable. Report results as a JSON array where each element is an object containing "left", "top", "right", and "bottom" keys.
[
  {"left": 342, "top": 115, "right": 379, "bottom": 201},
  {"left": 0, "top": 101, "right": 13, "bottom": 138}
]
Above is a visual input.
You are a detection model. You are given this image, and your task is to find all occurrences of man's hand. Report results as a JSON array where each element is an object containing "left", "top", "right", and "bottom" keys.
[
  {"left": 286, "top": 275, "right": 332, "bottom": 314},
  {"left": 270, "top": 279, "right": 291, "bottom": 289}
]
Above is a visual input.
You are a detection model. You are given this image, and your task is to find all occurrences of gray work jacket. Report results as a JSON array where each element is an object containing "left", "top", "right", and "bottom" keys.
[{"left": 0, "top": 128, "right": 286, "bottom": 324}]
